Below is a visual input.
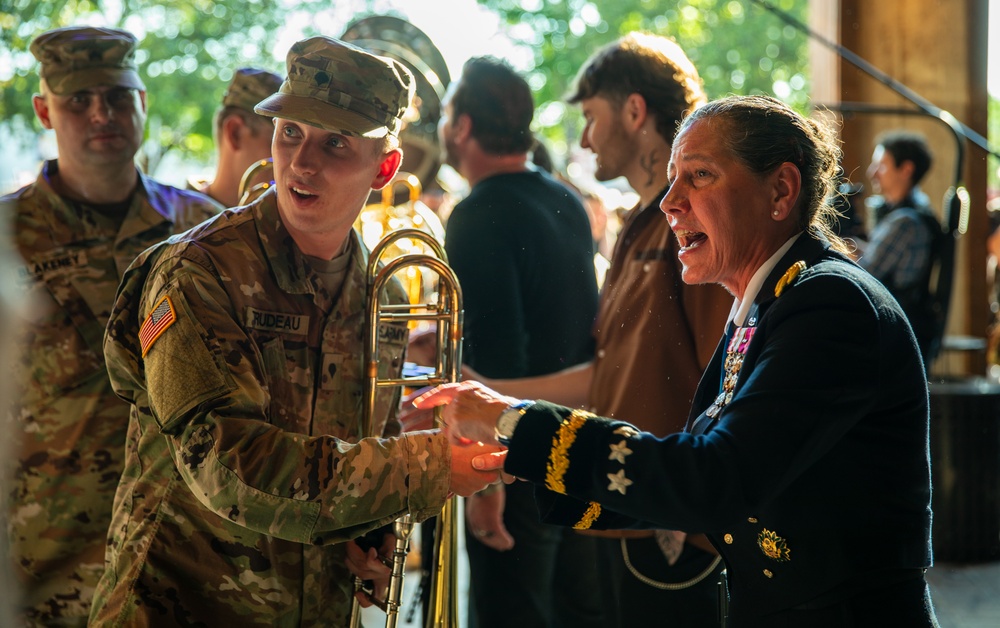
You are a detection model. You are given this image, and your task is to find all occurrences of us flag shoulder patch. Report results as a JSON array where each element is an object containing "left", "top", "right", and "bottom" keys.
[{"left": 139, "top": 295, "right": 177, "bottom": 357}]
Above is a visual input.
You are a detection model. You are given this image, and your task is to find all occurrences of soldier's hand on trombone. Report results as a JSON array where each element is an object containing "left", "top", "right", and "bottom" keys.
[{"left": 345, "top": 531, "right": 394, "bottom": 608}]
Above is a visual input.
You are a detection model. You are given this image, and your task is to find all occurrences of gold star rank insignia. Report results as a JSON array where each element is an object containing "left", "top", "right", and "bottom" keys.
[
  {"left": 608, "top": 440, "right": 633, "bottom": 463},
  {"left": 613, "top": 426, "right": 639, "bottom": 438},
  {"left": 607, "top": 469, "right": 632, "bottom": 495}
]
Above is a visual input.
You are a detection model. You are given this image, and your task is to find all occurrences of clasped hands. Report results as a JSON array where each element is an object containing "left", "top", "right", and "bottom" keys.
[
  {"left": 349, "top": 381, "right": 524, "bottom": 607},
  {"left": 423, "top": 380, "right": 524, "bottom": 496},
  {"left": 400, "top": 380, "right": 525, "bottom": 496}
]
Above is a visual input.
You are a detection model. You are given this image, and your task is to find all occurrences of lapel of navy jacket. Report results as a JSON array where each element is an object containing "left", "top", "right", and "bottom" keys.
[{"left": 503, "top": 231, "right": 933, "bottom": 620}]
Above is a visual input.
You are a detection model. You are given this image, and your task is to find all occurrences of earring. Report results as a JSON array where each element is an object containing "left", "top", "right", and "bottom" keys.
[{"left": 772, "top": 210, "right": 780, "bottom": 217}]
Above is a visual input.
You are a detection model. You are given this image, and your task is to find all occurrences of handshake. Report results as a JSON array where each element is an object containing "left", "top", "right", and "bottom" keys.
[
  {"left": 349, "top": 381, "right": 529, "bottom": 610},
  {"left": 403, "top": 381, "right": 525, "bottom": 497}
]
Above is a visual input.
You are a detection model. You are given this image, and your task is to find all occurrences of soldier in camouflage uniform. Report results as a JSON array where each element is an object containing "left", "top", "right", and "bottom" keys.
[
  {"left": 2, "top": 26, "right": 222, "bottom": 627},
  {"left": 90, "top": 36, "right": 501, "bottom": 626},
  {"left": 188, "top": 67, "right": 283, "bottom": 208},
  {"left": 1, "top": 225, "right": 24, "bottom": 628}
]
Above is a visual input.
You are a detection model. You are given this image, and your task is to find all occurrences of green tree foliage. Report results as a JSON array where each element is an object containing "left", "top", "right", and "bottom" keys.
[
  {"left": 1, "top": 0, "right": 286, "bottom": 171},
  {"left": 476, "top": 0, "right": 809, "bottom": 151},
  {"left": 1, "top": 0, "right": 809, "bottom": 174}
]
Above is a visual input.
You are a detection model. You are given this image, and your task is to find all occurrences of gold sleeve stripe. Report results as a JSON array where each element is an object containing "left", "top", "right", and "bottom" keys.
[
  {"left": 573, "top": 502, "right": 602, "bottom": 530},
  {"left": 544, "top": 409, "right": 588, "bottom": 494}
]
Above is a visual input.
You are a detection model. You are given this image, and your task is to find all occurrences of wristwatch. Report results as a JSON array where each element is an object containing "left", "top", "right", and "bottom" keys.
[{"left": 495, "top": 400, "right": 534, "bottom": 445}]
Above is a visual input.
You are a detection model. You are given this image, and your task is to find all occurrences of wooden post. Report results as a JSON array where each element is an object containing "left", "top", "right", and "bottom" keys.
[{"left": 813, "top": 0, "right": 990, "bottom": 376}]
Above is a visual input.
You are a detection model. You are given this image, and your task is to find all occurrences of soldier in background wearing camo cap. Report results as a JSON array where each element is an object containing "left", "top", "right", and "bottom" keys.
[
  {"left": 188, "top": 67, "right": 283, "bottom": 207},
  {"left": 1, "top": 25, "right": 221, "bottom": 626},
  {"left": 91, "top": 36, "right": 503, "bottom": 626}
]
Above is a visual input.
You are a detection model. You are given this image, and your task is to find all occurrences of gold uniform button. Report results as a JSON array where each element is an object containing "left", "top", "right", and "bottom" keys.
[
  {"left": 723, "top": 534, "right": 733, "bottom": 544},
  {"left": 748, "top": 517, "right": 758, "bottom": 523},
  {"left": 763, "top": 569, "right": 773, "bottom": 578}
]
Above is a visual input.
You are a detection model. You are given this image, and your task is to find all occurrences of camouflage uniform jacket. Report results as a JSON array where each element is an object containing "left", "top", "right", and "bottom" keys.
[
  {"left": 3, "top": 160, "right": 220, "bottom": 627},
  {"left": 91, "top": 188, "right": 451, "bottom": 627}
]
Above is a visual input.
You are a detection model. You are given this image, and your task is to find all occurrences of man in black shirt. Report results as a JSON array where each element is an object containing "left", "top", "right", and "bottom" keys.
[{"left": 438, "top": 56, "right": 602, "bottom": 628}]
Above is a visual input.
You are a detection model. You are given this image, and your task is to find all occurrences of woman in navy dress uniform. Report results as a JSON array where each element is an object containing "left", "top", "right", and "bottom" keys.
[{"left": 416, "top": 95, "right": 939, "bottom": 628}]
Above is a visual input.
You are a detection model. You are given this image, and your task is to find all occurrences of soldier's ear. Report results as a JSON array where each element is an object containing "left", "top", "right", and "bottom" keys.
[
  {"left": 221, "top": 114, "right": 244, "bottom": 150},
  {"left": 32, "top": 94, "right": 53, "bottom": 130},
  {"left": 372, "top": 148, "right": 402, "bottom": 190}
]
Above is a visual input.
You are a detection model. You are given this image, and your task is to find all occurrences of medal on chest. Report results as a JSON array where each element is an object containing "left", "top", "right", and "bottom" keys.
[
  {"left": 706, "top": 325, "right": 756, "bottom": 418},
  {"left": 700, "top": 260, "right": 807, "bottom": 422}
]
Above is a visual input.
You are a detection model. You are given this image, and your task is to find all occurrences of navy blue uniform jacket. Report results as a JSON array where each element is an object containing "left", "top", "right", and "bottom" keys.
[{"left": 503, "top": 233, "right": 933, "bottom": 624}]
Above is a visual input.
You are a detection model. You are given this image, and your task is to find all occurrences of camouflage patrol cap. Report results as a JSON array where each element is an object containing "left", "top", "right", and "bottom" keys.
[
  {"left": 30, "top": 26, "right": 145, "bottom": 96},
  {"left": 223, "top": 67, "right": 283, "bottom": 112},
  {"left": 255, "top": 36, "right": 414, "bottom": 139}
]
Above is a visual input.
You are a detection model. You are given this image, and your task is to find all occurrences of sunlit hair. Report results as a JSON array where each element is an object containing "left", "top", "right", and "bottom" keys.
[
  {"left": 567, "top": 32, "right": 706, "bottom": 144},
  {"left": 875, "top": 130, "right": 933, "bottom": 186},
  {"left": 449, "top": 56, "right": 534, "bottom": 155},
  {"left": 678, "top": 95, "right": 850, "bottom": 255}
]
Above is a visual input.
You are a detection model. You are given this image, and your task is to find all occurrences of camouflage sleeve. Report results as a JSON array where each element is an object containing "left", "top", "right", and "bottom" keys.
[
  {"left": 105, "top": 242, "right": 167, "bottom": 405},
  {"left": 131, "top": 256, "right": 451, "bottom": 544}
]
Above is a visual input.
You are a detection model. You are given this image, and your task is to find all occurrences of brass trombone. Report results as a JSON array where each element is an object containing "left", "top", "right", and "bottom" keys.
[
  {"left": 357, "top": 172, "right": 446, "bottom": 258},
  {"left": 237, "top": 158, "right": 274, "bottom": 206},
  {"left": 349, "top": 227, "right": 463, "bottom": 628}
]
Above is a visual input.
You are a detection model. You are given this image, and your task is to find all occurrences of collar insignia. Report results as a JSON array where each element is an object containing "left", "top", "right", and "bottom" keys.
[{"left": 774, "top": 260, "right": 807, "bottom": 297}]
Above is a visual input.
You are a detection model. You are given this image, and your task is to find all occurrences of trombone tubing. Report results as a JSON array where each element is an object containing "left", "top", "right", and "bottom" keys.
[
  {"left": 364, "top": 253, "right": 463, "bottom": 436},
  {"left": 350, "top": 244, "right": 463, "bottom": 628}
]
